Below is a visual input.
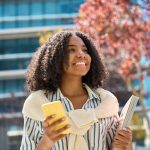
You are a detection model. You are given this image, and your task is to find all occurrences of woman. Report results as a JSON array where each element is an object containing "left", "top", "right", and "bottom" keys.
[{"left": 20, "top": 31, "right": 132, "bottom": 150}]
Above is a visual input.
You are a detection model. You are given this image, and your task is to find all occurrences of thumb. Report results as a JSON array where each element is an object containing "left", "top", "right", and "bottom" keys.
[{"left": 117, "top": 117, "right": 124, "bottom": 129}]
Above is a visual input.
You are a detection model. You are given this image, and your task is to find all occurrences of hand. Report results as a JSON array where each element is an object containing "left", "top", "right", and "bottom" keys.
[
  {"left": 44, "top": 115, "right": 70, "bottom": 143},
  {"left": 36, "top": 115, "right": 70, "bottom": 149},
  {"left": 112, "top": 121, "right": 132, "bottom": 150}
]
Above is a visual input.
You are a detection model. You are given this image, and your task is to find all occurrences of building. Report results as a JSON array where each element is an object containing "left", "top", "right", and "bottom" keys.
[
  {"left": 0, "top": 0, "right": 84, "bottom": 149},
  {"left": 0, "top": 0, "right": 149, "bottom": 149}
]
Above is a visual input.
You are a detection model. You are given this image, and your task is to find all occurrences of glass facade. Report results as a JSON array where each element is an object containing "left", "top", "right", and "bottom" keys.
[
  {"left": 0, "top": 38, "right": 38, "bottom": 95},
  {"left": 0, "top": 59, "right": 30, "bottom": 70},
  {"left": 0, "top": 0, "right": 84, "bottom": 149},
  {"left": 0, "top": 79, "right": 25, "bottom": 96},
  {"left": 0, "top": 0, "right": 83, "bottom": 29},
  {"left": 0, "top": 0, "right": 84, "bottom": 97},
  {"left": 0, "top": 38, "right": 38, "bottom": 54}
]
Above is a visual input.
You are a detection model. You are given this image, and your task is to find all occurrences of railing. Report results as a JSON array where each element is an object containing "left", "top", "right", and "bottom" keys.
[
  {"left": 0, "top": 53, "right": 33, "bottom": 60},
  {"left": 0, "top": 13, "right": 78, "bottom": 23},
  {"left": 0, "top": 24, "right": 75, "bottom": 40},
  {"left": 0, "top": 69, "right": 26, "bottom": 80}
]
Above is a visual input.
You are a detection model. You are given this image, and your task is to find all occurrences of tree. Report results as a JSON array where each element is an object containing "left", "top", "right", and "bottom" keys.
[{"left": 75, "top": 0, "right": 150, "bottom": 130}]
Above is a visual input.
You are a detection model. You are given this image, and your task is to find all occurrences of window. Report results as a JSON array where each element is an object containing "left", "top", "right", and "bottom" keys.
[
  {"left": 17, "top": 2, "right": 29, "bottom": 16},
  {"left": 0, "top": 58, "right": 30, "bottom": 70},
  {"left": 0, "top": 2, "right": 2, "bottom": 17},
  {"left": 45, "top": 1, "right": 57, "bottom": 14},
  {"left": 0, "top": 79, "right": 25, "bottom": 94},
  {"left": 31, "top": 2, "right": 43, "bottom": 15},
  {"left": 0, "top": 38, "right": 39, "bottom": 54},
  {"left": 17, "top": 21, "right": 29, "bottom": 28},
  {"left": 3, "top": 3, "right": 16, "bottom": 16},
  {"left": 3, "top": 22, "right": 16, "bottom": 29},
  {"left": 31, "top": 20, "right": 44, "bottom": 27},
  {"left": 60, "top": 0, "right": 84, "bottom": 13}
]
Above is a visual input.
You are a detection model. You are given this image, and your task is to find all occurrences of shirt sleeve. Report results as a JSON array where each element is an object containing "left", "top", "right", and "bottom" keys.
[
  {"left": 106, "top": 116, "right": 118, "bottom": 150},
  {"left": 20, "top": 116, "right": 43, "bottom": 150}
]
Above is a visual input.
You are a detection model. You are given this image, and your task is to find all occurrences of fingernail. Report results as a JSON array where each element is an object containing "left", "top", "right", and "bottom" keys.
[
  {"left": 123, "top": 127, "right": 127, "bottom": 130},
  {"left": 62, "top": 117, "right": 66, "bottom": 121},
  {"left": 51, "top": 114, "right": 56, "bottom": 118},
  {"left": 67, "top": 124, "right": 71, "bottom": 127}
]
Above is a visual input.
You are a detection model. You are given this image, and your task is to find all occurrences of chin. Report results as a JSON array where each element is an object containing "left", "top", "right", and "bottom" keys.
[{"left": 75, "top": 72, "right": 89, "bottom": 76}]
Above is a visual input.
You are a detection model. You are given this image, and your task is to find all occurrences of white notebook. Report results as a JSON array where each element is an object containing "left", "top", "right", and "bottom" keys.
[{"left": 120, "top": 95, "right": 139, "bottom": 128}]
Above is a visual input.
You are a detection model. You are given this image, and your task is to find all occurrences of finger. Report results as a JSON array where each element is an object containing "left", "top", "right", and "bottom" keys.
[
  {"left": 115, "top": 133, "right": 132, "bottom": 143},
  {"left": 45, "top": 117, "right": 67, "bottom": 133},
  {"left": 52, "top": 134, "right": 67, "bottom": 142},
  {"left": 55, "top": 124, "right": 70, "bottom": 134},
  {"left": 114, "top": 134, "right": 132, "bottom": 147},
  {"left": 117, "top": 132, "right": 132, "bottom": 141},
  {"left": 117, "top": 128, "right": 132, "bottom": 136},
  {"left": 113, "top": 145, "right": 128, "bottom": 150},
  {"left": 43, "top": 114, "right": 56, "bottom": 128},
  {"left": 115, "top": 129, "right": 132, "bottom": 139},
  {"left": 43, "top": 121, "right": 49, "bottom": 128},
  {"left": 50, "top": 117, "right": 66, "bottom": 127},
  {"left": 125, "top": 127, "right": 132, "bottom": 133},
  {"left": 50, "top": 124, "right": 70, "bottom": 138},
  {"left": 117, "top": 120, "right": 124, "bottom": 129},
  {"left": 45, "top": 114, "right": 56, "bottom": 122},
  {"left": 114, "top": 136, "right": 129, "bottom": 144},
  {"left": 112, "top": 141, "right": 127, "bottom": 150}
]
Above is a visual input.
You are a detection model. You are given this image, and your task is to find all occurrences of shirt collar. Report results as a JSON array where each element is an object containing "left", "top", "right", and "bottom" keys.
[
  {"left": 82, "top": 83, "right": 100, "bottom": 101},
  {"left": 53, "top": 83, "right": 100, "bottom": 102}
]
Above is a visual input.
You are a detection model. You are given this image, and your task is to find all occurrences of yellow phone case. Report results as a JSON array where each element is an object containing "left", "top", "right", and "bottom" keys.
[{"left": 41, "top": 101, "right": 71, "bottom": 134}]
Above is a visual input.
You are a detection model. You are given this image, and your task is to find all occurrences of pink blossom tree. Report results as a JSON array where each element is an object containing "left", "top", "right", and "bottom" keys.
[{"left": 75, "top": 0, "right": 150, "bottom": 128}]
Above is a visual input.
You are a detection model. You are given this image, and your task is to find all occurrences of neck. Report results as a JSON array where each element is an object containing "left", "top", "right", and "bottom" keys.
[{"left": 60, "top": 76, "right": 85, "bottom": 97}]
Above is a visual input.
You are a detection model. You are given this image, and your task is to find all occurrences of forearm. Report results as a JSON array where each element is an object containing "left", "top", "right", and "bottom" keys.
[{"left": 35, "top": 135, "right": 53, "bottom": 150}]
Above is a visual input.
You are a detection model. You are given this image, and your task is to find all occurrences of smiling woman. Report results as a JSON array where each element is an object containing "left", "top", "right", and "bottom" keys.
[
  {"left": 62, "top": 35, "right": 91, "bottom": 78},
  {"left": 20, "top": 31, "right": 133, "bottom": 150}
]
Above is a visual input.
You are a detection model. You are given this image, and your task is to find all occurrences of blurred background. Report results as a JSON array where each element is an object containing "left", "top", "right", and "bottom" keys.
[{"left": 0, "top": 0, "right": 149, "bottom": 150}]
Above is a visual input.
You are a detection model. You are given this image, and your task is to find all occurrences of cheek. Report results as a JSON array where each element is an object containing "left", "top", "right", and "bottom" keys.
[
  {"left": 63, "top": 63, "right": 69, "bottom": 72},
  {"left": 88, "top": 56, "right": 92, "bottom": 66}
]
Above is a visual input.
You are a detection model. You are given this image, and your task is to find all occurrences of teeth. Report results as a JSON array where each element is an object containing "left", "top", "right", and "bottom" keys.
[{"left": 75, "top": 62, "right": 85, "bottom": 65}]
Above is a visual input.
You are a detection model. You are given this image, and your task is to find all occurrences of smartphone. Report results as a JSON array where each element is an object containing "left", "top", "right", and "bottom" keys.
[{"left": 41, "top": 101, "right": 71, "bottom": 134}]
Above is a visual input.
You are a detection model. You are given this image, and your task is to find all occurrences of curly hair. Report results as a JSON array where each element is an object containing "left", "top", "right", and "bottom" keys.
[{"left": 26, "top": 31, "right": 107, "bottom": 92}]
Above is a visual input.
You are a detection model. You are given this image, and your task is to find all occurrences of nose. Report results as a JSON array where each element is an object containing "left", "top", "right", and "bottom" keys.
[{"left": 76, "top": 50, "right": 85, "bottom": 58}]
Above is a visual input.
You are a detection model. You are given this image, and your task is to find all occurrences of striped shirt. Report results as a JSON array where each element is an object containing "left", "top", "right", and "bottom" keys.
[{"left": 20, "top": 84, "right": 118, "bottom": 150}]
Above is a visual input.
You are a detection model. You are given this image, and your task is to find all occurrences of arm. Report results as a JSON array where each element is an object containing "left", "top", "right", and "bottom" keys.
[
  {"left": 20, "top": 115, "right": 70, "bottom": 150},
  {"left": 111, "top": 119, "right": 133, "bottom": 150},
  {"left": 106, "top": 116, "right": 118, "bottom": 150},
  {"left": 35, "top": 115, "right": 70, "bottom": 150},
  {"left": 20, "top": 116, "right": 42, "bottom": 150}
]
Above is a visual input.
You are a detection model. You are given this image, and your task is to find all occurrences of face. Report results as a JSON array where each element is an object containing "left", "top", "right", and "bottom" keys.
[{"left": 62, "top": 35, "right": 91, "bottom": 77}]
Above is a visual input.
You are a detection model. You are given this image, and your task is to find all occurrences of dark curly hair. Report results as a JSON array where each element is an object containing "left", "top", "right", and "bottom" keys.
[{"left": 26, "top": 31, "right": 107, "bottom": 92}]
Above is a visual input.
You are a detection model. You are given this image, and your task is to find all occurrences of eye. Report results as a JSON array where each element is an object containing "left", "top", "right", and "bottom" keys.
[
  {"left": 68, "top": 48, "right": 76, "bottom": 53},
  {"left": 82, "top": 48, "right": 88, "bottom": 53}
]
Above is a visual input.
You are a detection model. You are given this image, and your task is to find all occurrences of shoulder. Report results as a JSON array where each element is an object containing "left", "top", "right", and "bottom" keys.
[
  {"left": 95, "top": 87, "right": 118, "bottom": 102},
  {"left": 95, "top": 87, "right": 119, "bottom": 117},
  {"left": 22, "top": 90, "right": 50, "bottom": 121}
]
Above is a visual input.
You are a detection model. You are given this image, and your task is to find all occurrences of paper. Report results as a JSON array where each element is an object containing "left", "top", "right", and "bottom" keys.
[{"left": 120, "top": 95, "right": 139, "bottom": 128}]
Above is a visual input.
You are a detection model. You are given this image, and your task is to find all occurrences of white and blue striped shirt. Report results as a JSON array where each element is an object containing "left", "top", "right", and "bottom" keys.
[{"left": 20, "top": 85, "right": 118, "bottom": 150}]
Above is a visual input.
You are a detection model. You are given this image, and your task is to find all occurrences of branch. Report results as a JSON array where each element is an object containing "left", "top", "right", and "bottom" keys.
[{"left": 130, "top": 0, "right": 150, "bottom": 10}]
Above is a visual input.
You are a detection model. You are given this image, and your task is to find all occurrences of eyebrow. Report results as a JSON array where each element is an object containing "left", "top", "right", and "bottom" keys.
[{"left": 68, "top": 44, "right": 86, "bottom": 47}]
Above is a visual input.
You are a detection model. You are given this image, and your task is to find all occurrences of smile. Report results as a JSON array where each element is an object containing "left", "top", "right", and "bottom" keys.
[{"left": 75, "top": 62, "right": 86, "bottom": 66}]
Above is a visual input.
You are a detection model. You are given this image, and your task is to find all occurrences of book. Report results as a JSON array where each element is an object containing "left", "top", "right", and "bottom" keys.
[{"left": 120, "top": 95, "right": 139, "bottom": 128}]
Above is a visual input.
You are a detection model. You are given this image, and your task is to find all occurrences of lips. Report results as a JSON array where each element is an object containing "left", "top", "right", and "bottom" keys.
[
  {"left": 75, "top": 62, "right": 86, "bottom": 66},
  {"left": 72, "top": 61, "right": 89, "bottom": 66}
]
